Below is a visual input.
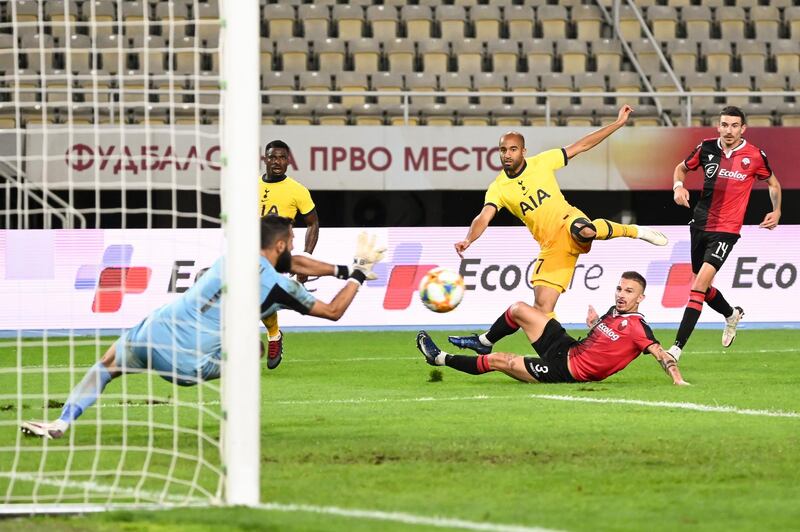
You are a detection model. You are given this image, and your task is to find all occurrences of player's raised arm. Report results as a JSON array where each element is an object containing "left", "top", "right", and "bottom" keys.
[
  {"left": 759, "top": 174, "right": 782, "bottom": 230},
  {"left": 291, "top": 253, "right": 380, "bottom": 281},
  {"left": 647, "top": 343, "right": 690, "bottom": 385},
  {"left": 672, "top": 162, "right": 691, "bottom": 208},
  {"left": 563, "top": 105, "right": 633, "bottom": 160},
  {"left": 455, "top": 204, "right": 497, "bottom": 258},
  {"left": 585, "top": 305, "right": 600, "bottom": 329}
]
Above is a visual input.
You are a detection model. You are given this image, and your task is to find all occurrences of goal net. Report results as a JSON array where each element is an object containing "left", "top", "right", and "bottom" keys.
[{"left": 0, "top": 0, "right": 260, "bottom": 510}]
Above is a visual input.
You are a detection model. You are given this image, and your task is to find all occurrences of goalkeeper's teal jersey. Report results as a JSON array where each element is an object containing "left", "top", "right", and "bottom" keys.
[{"left": 117, "top": 255, "right": 316, "bottom": 383}]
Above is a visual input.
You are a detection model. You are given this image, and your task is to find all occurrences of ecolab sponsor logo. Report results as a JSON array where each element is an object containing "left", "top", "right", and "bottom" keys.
[
  {"left": 596, "top": 322, "right": 620, "bottom": 341},
  {"left": 718, "top": 168, "right": 747, "bottom": 181}
]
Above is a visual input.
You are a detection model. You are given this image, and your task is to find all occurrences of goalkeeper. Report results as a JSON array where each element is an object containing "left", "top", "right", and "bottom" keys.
[{"left": 20, "top": 216, "right": 384, "bottom": 440}]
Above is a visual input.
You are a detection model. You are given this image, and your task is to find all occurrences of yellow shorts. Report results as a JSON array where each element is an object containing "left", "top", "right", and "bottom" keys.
[{"left": 530, "top": 210, "right": 592, "bottom": 293}]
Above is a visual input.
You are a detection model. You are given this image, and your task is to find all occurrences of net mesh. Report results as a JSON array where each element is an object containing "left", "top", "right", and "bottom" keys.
[{"left": 0, "top": 0, "right": 226, "bottom": 508}]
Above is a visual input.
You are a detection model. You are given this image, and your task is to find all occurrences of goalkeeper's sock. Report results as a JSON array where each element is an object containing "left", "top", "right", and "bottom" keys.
[
  {"left": 485, "top": 306, "right": 520, "bottom": 344},
  {"left": 591, "top": 219, "right": 638, "bottom": 240},
  {"left": 674, "top": 289, "right": 705, "bottom": 349},
  {"left": 263, "top": 313, "right": 280, "bottom": 338},
  {"left": 445, "top": 354, "right": 493, "bottom": 375},
  {"left": 58, "top": 362, "right": 113, "bottom": 424}
]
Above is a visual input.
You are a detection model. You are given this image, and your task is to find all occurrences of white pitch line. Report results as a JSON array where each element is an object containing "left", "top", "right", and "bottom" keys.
[
  {"left": 274, "top": 393, "right": 800, "bottom": 419},
  {"left": 11, "top": 347, "right": 800, "bottom": 370},
  {"left": 0, "top": 472, "right": 205, "bottom": 505},
  {"left": 256, "top": 502, "right": 561, "bottom": 532}
]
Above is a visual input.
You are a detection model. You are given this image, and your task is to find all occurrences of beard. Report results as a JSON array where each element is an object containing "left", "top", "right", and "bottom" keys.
[{"left": 275, "top": 248, "right": 292, "bottom": 273}]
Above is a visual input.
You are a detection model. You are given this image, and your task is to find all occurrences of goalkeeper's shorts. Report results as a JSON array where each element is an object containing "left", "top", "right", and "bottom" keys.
[{"left": 115, "top": 319, "right": 221, "bottom": 386}]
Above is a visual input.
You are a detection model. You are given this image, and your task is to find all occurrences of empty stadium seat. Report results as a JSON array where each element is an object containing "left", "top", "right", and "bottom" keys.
[
  {"left": 772, "top": 40, "right": 800, "bottom": 74},
  {"left": 471, "top": 5, "right": 501, "bottom": 41},
  {"left": 787, "top": 7, "right": 800, "bottom": 40},
  {"left": 21, "top": 33, "right": 55, "bottom": 72},
  {"left": 473, "top": 72, "right": 505, "bottom": 108},
  {"left": 561, "top": 104, "right": 595, "bottom": 127},
  {"left": 337, "top": 72, "right": 368, "bottom": 108},
  {"left": 437, "top": 6, "right": 466, "bottom": 41},
  {"left": 401, "top": 5, "right": 432, "bottom": 41},
  {"left": 507, "top": 72, "right": 538, "bottom": 108},
  {"left": 573, "top": 72, "right": 605, "bottom": 108},
  {"left": 350, "top": 103, "right": 383, "bottom": 126},
  {"left": 317, "top": 102, "right": 347, "bottom": 126},
  {"left": 406, "top": 72, "right": 437, "bottom": 105},
  {"left": 371, "top": 71, "right": 403, "bottom": 105},
  {"left": 538, "top": 6, "right": 568, "bottom": 39},
  {"left": 505, "top": 6, "right": 534, "bottom": 40},
  {"left": 64, "top": 34, "right": 94, "bottom": 73},
  {"left": 717, "top": 7, "right": 746, "bottom": 41},
  {"left": 366, "top": 6, "right": 398, "bottom": 39},
  {"left": 172, "top": 36, "right": 198, "bottom": 74},
  {"left": 755, "top": 72, "right": 786, "bottom": 107},
  {"left": 276, "top": 38, "right": 308, "bottom": 72},
  {"left": 264, "top": 4, "right": 295, "bottom": 39},
  {"left": 648, "top": 6, "right": 677, "bottom": 40},
  {"left": 332, "top": 5, "right": 364, "bottom": 40},
  {"left": 384, "top": 38, "right": 414, "bottom": 73},
  {"left": 703, "top": 41, "right": 732, "bottom": 74},
  {"left": 540, "top": 72, "right": 572, "bottom": 108},
  {"left": 350, "top": 38, "right": 380, "bottom": 74},
  {"left": 523, "top": 39, "right": 553, "bottom": 73},
  {"left": 719, "top": 72, "right": 751, "bottom": 107},
  {"left": 667, "top": 39, "right": 698, "bottom": 75},
  {"left": 0, "top": 34, "right": 16, "bottom": 74},
  {"left": 281, "top": 103, "right": 314, "bottom": 126},
  {"left": 559, "top": 41, "right": 587, "bottom": 75},
  {"left": 440, "top": 72, "right": 471, "bottom": 108},
  {"left": 572, "top": 5, "right": 604, "bottom": 40},
  {"left": 155, "top": 2, "right": 189, "bottom": 38},
  {"left": 298, "top": 5, "right": 330, "bottom": 40},
  {"left": 751, "top": 6, "right": 780, "bottom": 41},
  {"left": 419, "top": 102, "right": 454, "bottom": 126},
  {"left": 458, "top": 104, "right": 490, "bottom": 127},
  {"left": 298, "top": 71, "right": 332, "bottom": 107},
  {"left": 315, "top": 38, "right": 345, "bottom": 72},
  {"left": 45, "top": 0, "right": 79, "bottom": 40},
  {"left": 195, "top": 1, "right": 220, "bottom": 44},
  {"left": 10, "top": 0, "right": 39, "bottom": 24},
  {"left": 83, "top": 0, "right": 117, "bottom": 39},
  {"left": 453, "top": 39, "right": 483, "bottom": 74},
  {"left": 488, "top": 40, "right": 519, "bottom": 74},
  {"left": 419, "top": 40, "right": 449, "bottom": 74},
  {"left": 778, "top": 101, "right": 800, "bottom": 126},
  {"left": 630, "top": 39, "right": 663, "bottom": 73},
  {"left": 263, "top": 70, "right": 295, "bottom": 107},
  {"left": 616, "top": 5, "right": 641, "bottom": 41},
  {"left": 738, "top": 40, "right": 767, "bottom": 74},
  {"left": 683, "top": 72, "right": 716, "bottom": 113},
  {"left": 608, "top": 71, "right": 642, "bottom": 107},
  {"left": 260, "top": 38, "right": 273, "bottom": 74},
  {"left": 492, "top": 104, "right": 525, "bottom": 127},
  {"left": 743, "top": 102, "right": 772, "bottom": 127},
  {"left": 593, "top": 39, "right": 623, "bottom": 73}
]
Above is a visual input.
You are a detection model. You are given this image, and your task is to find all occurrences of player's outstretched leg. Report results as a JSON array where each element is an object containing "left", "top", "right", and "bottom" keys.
[
  {"left": 722, "top": 306, "right": 744, "bottom": 348},
  {"left": 418, "top": 331, "right": 493, "bottom": 375},
  {"left": 448, "top": 305, "right": 519, "bottom": 354},
  {"left": 573, "top": 218, "right": 668, "bottom": 247}
]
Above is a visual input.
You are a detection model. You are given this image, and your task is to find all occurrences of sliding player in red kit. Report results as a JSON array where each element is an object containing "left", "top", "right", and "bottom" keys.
[
  {"left": 416, "top": 272, "right": 689, "bottom": 386},
  {"left": 667, "top": 106, "right": 782, "bottom": 361}
]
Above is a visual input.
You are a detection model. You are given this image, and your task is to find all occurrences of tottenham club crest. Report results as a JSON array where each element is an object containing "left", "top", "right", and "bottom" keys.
[{"left": 742, "top": 157, "right": 751, "bottom": 169}]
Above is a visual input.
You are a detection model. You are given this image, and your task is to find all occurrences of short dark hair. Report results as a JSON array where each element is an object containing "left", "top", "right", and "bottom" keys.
[
  {"left": 720, "top": 106, "right": 746, "bottom": 125},
  {"left": 621, "top": 271, "right": 646, "bottom": 292},
  {"left": 264, "top": 140, "right": 291, "bottom": 154},
  {"left": 260, "top": 216, "right": 292, "bottom": 249}
]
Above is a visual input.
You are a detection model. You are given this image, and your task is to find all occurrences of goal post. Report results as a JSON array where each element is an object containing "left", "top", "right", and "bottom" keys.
[
  {"left": 220, "top": 0, "right": 261, "bottom": 507},
  {"left": 0, "top": 0, "right": 262, "bottom": 512}
]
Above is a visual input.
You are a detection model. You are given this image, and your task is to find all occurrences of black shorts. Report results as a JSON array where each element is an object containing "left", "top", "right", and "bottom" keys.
[
  {"left": 690, "top": 227, "right": 740, "bottom": 273},
  {"left": 524, "top": 319, "right": 578, "bottom": 384}
]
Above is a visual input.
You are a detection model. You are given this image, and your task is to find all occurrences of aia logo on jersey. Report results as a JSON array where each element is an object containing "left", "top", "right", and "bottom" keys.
[
  {"left": 74, "top": 245, "right": 152, "bottom": 313},
  {"left": 742, "top": 157, "right": 751, "bottom": 170},
  {"left": 704, "top": 163, "right": 719, "bottom": 179}
]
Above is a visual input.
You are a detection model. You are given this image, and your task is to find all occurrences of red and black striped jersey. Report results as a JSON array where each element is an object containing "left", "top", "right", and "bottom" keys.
[
  {"left": 683, "top": 138, "right": 772, "bottom": 235},
  {"left": 568, "top": 307, "right": 657, "bottom": 382}
]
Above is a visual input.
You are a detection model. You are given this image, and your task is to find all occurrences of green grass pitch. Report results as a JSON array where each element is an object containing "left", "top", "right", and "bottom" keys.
[{"left": 1, "top": 328, "right": 799, "bottom": 532}]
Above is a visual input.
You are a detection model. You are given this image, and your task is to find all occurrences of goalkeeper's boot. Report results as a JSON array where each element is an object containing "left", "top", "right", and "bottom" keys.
[
  {"left": 416, "top": 331, "right": 442, "bottom": 366},
  {"left": 447, "top": 334, "right": 491, "bottom": 355},
  {"left": 267, "top": 331, "right": 283, "bottom": 370},
  {"left": 722, "top": 306, "right": 744, "bottom": 348},
  {"left": 633, "top": 225, "right": 668, "bottom": 246},
  {"left": 20, "top": 420, "right": 66, "bottom": 440}
]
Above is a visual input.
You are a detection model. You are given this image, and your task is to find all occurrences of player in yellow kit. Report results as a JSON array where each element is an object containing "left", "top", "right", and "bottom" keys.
[
  {"left": 450, "top": 105, "right": 668, "bottom": 354},
  {"left": 260, "top": 140, "right": 320, "bottom": 369}
]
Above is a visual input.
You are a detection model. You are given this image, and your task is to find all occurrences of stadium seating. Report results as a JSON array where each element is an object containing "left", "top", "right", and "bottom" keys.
[{"left": 1, "top": 0, "right": 798, "bottom": 127}]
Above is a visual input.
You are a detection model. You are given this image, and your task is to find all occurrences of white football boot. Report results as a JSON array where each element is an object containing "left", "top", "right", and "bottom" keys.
[
  {"left": 633, "top": 225, "right": 669, "bottom": 246},
  {"left": 722, "top": 306, "right": 744, "bottom": 348},
  {"left": 20, "top": 420, "right": 67, "bottom": 440}
]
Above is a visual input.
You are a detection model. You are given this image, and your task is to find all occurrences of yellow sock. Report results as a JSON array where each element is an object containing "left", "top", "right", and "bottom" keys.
[
  {"left": 263, "top": 313, "right": 280, "bottom": 339},
  {"left": 545, "top": 311, "right": 557, "bottom": 320},
  {"left": 592, "top": 219, "right": 638, "bottom": 240}
]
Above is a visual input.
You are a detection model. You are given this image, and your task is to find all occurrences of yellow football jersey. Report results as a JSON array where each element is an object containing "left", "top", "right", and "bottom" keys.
[
  {"left": 258, "top": 174, "right": 315, "bottom": 219},
  {"left": 484, "top": 148, "right": 575, "bottom": 247}
]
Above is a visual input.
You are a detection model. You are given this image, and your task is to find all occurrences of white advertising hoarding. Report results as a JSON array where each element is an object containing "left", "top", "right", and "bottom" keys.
[{"left": 1, "top": 226, "right": 797, "bottom": 332}]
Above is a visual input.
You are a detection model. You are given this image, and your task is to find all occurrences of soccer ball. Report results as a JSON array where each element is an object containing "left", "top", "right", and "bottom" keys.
[{"left": 418, "top": 267, "right": 465, "bottom": 313}]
